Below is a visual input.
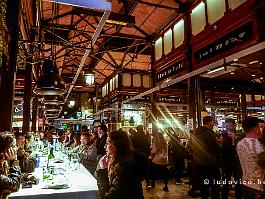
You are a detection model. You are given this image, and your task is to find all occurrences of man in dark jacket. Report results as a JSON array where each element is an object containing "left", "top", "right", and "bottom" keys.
[
  {"left": 221, "top": 119, "right": 243, "bottom": 199},
  {"left": 96, "top": 124, "right": 108, "bottom": 159},
  {"left": 168, "top": 130, "right": 186, "bottom": 184},
  {"left": 130, "top": 125, "right": 151, "bottom": 189},
  {"left": 130, "top": 125, "right": 151, "bottom": 157},
  {"left": 192, "top": 116, "right": 221, "bottom": 199}
]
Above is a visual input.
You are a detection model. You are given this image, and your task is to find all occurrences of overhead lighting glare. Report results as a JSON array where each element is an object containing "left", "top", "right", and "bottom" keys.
[
  {"left": 249, "top": 60, "right": 259, "bottom": 65},
  {"left": 106, "top": 20, "right": 127, "bottom": 26},
  {"left": 252, "top": 74, "right": 256, "bottom": 77},
  {"left": 234, "top": 59, "right": 238, "bottom": 62},
  {"left": 207, "top": 67, "right": 225, "bottom": 74}
]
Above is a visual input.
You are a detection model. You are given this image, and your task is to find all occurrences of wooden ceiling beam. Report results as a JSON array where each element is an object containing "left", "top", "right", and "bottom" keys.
[{"left": 128, "top": 0, "right": 179, "bottom": 11}]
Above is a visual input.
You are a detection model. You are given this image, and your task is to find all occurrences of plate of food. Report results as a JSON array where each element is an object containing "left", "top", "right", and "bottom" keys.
[{"left": 42, "top": 176, "right": 70, "bottom": 189}]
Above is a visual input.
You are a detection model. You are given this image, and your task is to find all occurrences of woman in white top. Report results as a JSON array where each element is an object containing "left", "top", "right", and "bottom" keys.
[{"left": 149, "top": 131, "right": 169, "bottom": 192}]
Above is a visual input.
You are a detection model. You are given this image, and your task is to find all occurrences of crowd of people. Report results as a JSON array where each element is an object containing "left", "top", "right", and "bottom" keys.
[{"left": 1, "top": 116, "right": 265, "bottom": 199}]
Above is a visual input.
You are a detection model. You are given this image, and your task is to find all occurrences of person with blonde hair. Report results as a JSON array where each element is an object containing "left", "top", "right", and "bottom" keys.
[{"left": 149, "top": 130, "right": 169, "bottom": 192}]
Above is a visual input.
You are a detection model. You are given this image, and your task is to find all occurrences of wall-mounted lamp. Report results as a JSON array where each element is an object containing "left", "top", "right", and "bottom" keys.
[{"left": 85, "top": 73, "right": 95, "bottom": 86}]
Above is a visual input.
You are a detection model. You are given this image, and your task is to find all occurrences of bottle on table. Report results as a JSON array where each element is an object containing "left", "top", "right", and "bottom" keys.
[{"left": 48, "top": 147, "right": 55, "bottom": 160}]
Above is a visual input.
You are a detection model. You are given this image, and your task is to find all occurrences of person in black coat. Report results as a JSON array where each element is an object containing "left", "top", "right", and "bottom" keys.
[
  {"left": 95, "top": 130, "right": 148, "bottom": 199},
  {"left": 192, "top": 116, "right": 221, "bottom": 199},
  {"left": 168, "top": 128, "right": 186, "bottom": 184},
  {"left": 221, "top": 119, "right": 243, "bottom": 199},
  {"left": 96, "top": 124, "right": 108, "bottom": 159}
]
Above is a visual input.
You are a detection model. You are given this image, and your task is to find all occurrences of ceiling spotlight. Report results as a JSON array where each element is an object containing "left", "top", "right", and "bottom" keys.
[
  {"left": 234, "top": 59, "right": 238, "bottom": 62},
  {"left": 252, "top": 74, "right": 256, "bottom": 77},
  {"left": 230, "top": 72, "right": 235, "bottom": 75}
]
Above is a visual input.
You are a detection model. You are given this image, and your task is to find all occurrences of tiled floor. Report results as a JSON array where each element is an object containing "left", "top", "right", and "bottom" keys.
[
  {"left": 143, "top": 180, "right": 193, "bottom": 199},
  {"left": 143, "top": 179, "right": 236, "bottom": 199}
]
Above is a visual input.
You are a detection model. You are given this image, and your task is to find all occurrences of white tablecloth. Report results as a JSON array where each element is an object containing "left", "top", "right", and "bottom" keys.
[{"left": 10, "top": 163, "right": 100, "bottom": 199}]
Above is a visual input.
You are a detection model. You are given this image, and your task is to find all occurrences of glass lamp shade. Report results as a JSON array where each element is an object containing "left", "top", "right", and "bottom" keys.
[
  {"left": 33, "top": 60, "right": 66, "bottom": 95},
  {"left": 43, "top": 95, "right": 65, "bottom": 105}
]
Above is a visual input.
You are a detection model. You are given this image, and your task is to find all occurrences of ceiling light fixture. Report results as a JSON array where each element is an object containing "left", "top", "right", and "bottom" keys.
[
  {"left": 43, "top": 95, "right": 65, "bottom": 105},
  {"left": 33, "top": 60, "right": 66, "bottom": 96},
  {"left": 69, "top": 100, "right": 75, "bottom": 108},
  {"left": 85, "top": 73, "right": 95, "bottom": 86}
]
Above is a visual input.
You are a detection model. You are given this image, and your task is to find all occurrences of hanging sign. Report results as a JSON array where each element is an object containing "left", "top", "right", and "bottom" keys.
[
  {"left": 156, "top": 61, "right": 184, "bottom": 82},
  {"left": 194, "top": 22, "right": 253, "bottom": 64}
]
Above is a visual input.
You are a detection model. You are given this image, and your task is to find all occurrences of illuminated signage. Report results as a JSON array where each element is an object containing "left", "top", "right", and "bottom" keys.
[
  {"left": 156, "top": 62, "right": 184, "bottom": 81},
  {"left": 194, "top": 22, "right": 253, "bottom": 63}
]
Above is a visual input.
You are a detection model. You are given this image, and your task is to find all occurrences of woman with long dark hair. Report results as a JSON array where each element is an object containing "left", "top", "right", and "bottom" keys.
[
  {"left": 96, "top": 130, "right": 148, "bottom": 199},
  {"left": 0, "top": 132, "right": 21, "bottom": 198}
]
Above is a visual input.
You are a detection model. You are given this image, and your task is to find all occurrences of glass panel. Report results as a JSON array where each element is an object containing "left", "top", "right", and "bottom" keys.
[
  {"left": 102, "top": 85, "right": 106, "bottom": 97},
  {"left": 207, "top": 0, "right": 226, "bottom": 24},
  {"left": 122, "top": 73, "right": 131, "bottom": 87},
  {"left": 164, "top": 29, "right": 172, "bottom": 55},
  {"left": 228, "top": 0, "right": 247, "bottom": 10},
  {"left": 106, "top": 83, "right": 109, "bottom": 94},
  {"left": 155, "top": 37, "right": 163, "bottom": 60},
  {"left": 115, "top": 74, "right": 118, "bottom": 88},
  {"left": 173, "top": 19, "right": 184, "bottom": 48},
  {"left": 109, "top": 78, "right": 113, "bottom": 92},
  {"left": 143, "top": 75, "right": 151, "bottom": 88},
  {"left": 133, "top": 74, "right": 141, "bottom": 87},
  {"left": 191, "top": 2, "right": 206, "bottom": 35}
]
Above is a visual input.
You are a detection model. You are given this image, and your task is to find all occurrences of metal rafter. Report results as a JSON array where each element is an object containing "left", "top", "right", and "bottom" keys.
[
  {"left": 128, "top": 0, "right": 178, "bottom": 11},
  {"left": 64, "top": 11, "right": 111, "bottom": 102}
]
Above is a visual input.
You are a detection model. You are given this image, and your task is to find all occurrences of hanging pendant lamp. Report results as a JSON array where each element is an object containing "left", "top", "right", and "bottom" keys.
[
  {"left": 44, "top": 104, "right": 61, "bottom": 112},
  {"left": 33, "top": 60, "right": 66, "bottom": 95},
  {"left": 44, "top": 110, "right": 60, "bottom": 115},
  {"left": 45, "top": 114, "right": 58, "bottom": 118},
  {"left": 43, "top": 95, "right": 65, "bottom": 105}
]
